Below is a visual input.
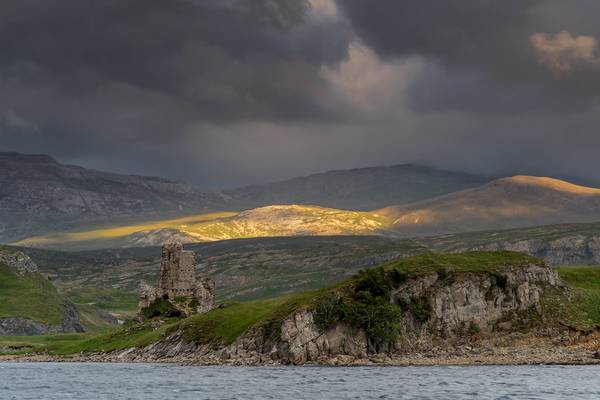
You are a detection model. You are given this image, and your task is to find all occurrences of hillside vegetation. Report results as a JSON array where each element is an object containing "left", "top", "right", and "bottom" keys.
[
  {"left": 14, "top": 206, "right": 391, "bottom": 250},
  {"left": 13, "top": 212, "right": 237, "bottom": 250},
  {"left": 0, "top": 152, "right": 227, "bottom": 243},
  {"left": 13, "top": 175, "right": 600, "bottom": 251},
  {"left": 226, "top": 164, "right": 488, "bottom": 211},
  {"left": 556, "top": 266, "right": 600, "bottom": 326},
  {"left": 24, "top": 236, "right": 426, "bottom": 307},
  {"left": 0, "top": 262, "right": 65, "bottom": 325},
  {"left": 379, "top": 176, "right": 600, "bottom": 237},
  {"left": 0, "top": 249, "right": 119, "bottom": 334},
  {"left": 0, "top": 153, "right": 489, "bottom": 243},
  {"left": 1, "top": 251, "right": 555, "bottom": 357}
]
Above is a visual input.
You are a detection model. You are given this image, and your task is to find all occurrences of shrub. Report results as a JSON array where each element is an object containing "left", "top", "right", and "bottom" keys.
[
  {"left": 189, "top": 298, "right": 199, "bottom": 310},
  {"left": 141, "top": 298, "right": 182, "bottom": 319},
  {"left": 313, "top": 294, "right": 341, "bottom": 332},
  {"left": 313, "top": 267, "right": 403, "bottom": 351},
  {"left": 354, "top": 268, "right": 392, "bottom": 297},
  {"left": 408, "top": 297, "right": 431, "bottom": 323},
  {"left": 389, "top": 269, "right": 409, "bottom": 286},
  {"left": 468, "top": 321, "right": 480, "bottom": 335}
]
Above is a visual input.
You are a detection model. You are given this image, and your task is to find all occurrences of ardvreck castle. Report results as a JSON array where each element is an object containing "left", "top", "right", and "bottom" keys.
[{"left": 138, "top": 242, "right": 215, "bottom": 316}]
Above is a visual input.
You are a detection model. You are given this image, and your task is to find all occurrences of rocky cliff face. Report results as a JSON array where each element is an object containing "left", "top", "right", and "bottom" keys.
[
  {"left": 0, "top": 302, "right": 84, "bottom": 336},
  {"left": 112, "top": 261, "right": 564, "bottom": 364},
  {"left": 267, "top": 264, "right": 560, "bottom": 364},
  {"left": 471, "top": 235, "right": 600, "bottom": 266},
  {"left": 0, "top": 249, "right": 38, "bottom": 276}
]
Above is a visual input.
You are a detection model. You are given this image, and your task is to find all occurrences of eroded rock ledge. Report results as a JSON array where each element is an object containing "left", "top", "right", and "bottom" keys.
[{"left": 103, "top": 258, "right": 572, "bottom": 365}]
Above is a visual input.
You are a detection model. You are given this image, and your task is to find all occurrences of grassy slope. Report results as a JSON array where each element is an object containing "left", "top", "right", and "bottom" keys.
[
  {"left": 422, "top": 222, "right": 600, "bottom": 252},
  {"left": 57, "top": 285, "right": 138, "bottom": 317},
  {"left": 12, "top": 206, "right": 392, "bottom": 251},
  {"left": 384, "top": 251, "right": 541, "bottom": 275},
  {"left": 0, "top": 255, "right": 120, "bottom": 333},
  {"left": 0, "top": 251, "right": 544, "bottom": 356},
  {"left": 26, "top": 236, "right": 426, "bottom": 309},
  {"left": 13, "top": 211, "right": 238, "bottom": 249},
  {"left": 0, "top": 245, "right": 19, "bottom": 254},
  {"left": 0, "top": 263, "right": 65, "bottom": 325},
  {"left": 556, "top": 266, "right": 600, "bottom": 326},
  {"left": 0, "top": 292, "right": 325, "bottom": 355}
]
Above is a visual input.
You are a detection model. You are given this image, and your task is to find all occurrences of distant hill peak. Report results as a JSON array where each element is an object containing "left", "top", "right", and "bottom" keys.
[
  {"left": 0, "top": 152, "right": 57, "bottom": 164},
  {"left": 226, "top": 163, "right": 489, "bottom": 211},
  {"left": 495, "top": 175, "right": 600, "bottom": 195}
]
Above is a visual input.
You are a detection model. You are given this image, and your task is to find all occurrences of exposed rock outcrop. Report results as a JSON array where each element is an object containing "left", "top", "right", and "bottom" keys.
[
  {"left": 472, "top": 235, "right": 600, "bottom": 266},
  {"left": 118, "top": 260, "right": 566, "bottom": 364},
  {"left": 263, "top": 263, "right": 561, "bottom": 363},
  {"left": 0, "top": 250, "right": 38, "bottom": 276},
  {"left": 0, "top": 302, "right": 85, "bottom": 336}
]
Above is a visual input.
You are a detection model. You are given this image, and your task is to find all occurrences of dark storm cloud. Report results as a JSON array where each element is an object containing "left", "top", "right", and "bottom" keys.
[
  {"left": 0, "top": 0, "right": 350, "bottom": 122},
  {"left": 0, "top": 0, "right": 356, "bottom": 185},
  {"left": 335, "top": 0, "right": 600, "bottom": 113},
  {"left": 2, "top": 0, "right": 600, "bottom": 188}
]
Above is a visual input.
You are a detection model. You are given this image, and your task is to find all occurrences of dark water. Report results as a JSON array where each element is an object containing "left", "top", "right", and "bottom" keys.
[{"left": 2, "top": 363, "right": 600, "bottom": 399}]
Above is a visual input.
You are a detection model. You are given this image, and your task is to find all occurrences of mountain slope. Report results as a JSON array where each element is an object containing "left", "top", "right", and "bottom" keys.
[
  {"left": 0, "top": 247, "right": 86, "bottom": 335},
  {"left": 0, "top": 153, "right": 491, "bottom": 243},
  {"left": 16, "top": 175, "right": 600, "bottom": 250},
  {"left": 0, "top": 152, "right": 227, "bottom": 242},
  {"left": 15, "top": 205, "right": 390, "bottom": 250},
  {"left": 226, "top": 164, "right": 489, "bottom": 210},
  {"left": 380, "top": 175, "right": 600, "bottom": 236}
]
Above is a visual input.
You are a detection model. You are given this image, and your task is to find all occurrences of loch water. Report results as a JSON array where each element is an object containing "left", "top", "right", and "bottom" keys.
[{"left": 2, "top": 363, "right": 600, "bottom": 399}]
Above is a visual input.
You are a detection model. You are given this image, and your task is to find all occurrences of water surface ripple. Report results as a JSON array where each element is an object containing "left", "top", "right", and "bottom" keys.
[{"left": 2, "top": 363, "right": 600, "bottom": 399}]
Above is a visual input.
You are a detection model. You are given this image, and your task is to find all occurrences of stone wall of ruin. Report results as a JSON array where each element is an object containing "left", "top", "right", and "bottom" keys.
[{"left": 138, "top": 242, "right": 215, "bottom": 316}]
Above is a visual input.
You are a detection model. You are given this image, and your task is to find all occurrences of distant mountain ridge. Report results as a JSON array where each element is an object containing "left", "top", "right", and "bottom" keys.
[
  {"left": 16, "top": 175, "right": 600, "bottom": 250},
  {"left": 226, "top": 164, "right": 489, "bottom": 210},
  {"left": 0, "top": 152, "right": 227, "bottom": 242},
  {"left": 378, "top": 175, "right": 600, "bottom": 236},
  {"left": 0, "top": 152, "right": 488, "bottom": 242},
  {"left": 10, "top": 151, "right": 600, "bottom": 250}
]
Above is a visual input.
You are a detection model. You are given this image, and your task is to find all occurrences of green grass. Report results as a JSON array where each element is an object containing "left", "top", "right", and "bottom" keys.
[
  {"left": 556, "top": 266, "right": 600, "bottom": 326},
  {"left": 177, "top": 290, "right": 326, "bottom": 346},
  {"left": 57, "top": 284, "right": 138, "bottom": 316},
  {"left": 0, "top": 333, "right": 90, "bottom": 354},
  {"left": 149, "top": 252, "right": 543, "bottom": 348},
  {"left": 0, "top": 251, "right": 557, "bottom": 357},
  {"left": 0, "top": 291, "right": 330, "bottom": 356},
  {"left": 423, "top": 222, "right": 600, "bottom": 253},
  {"left": 0, "top": 245, "right": 19, "bottom": 254},
  {"left": 0, "top": 263, "right": 65, "bottom": 325},
  {"left": 0, "top": 319, "right": 182, "bottom": 356},
  {"left": 384, "top": 251, "right": 541, "bottom": 275},
  {"left": 76, "top": 304, "right": 121, "bottom": 333}
]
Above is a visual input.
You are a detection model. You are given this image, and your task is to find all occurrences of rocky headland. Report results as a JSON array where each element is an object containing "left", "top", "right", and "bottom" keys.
[{"left": 6, "top": 251, "right": 599, "bottom": 365}]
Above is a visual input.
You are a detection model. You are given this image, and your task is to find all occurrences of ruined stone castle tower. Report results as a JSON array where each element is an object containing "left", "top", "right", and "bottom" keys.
[{"left": 138, "top": 242, "right": 215, "bottom": 316}]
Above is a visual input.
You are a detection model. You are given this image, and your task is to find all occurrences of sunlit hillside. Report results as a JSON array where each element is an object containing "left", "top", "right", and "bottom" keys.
[
  {"left": 378, "top": 175, "right": 600, "bottom": 236},
  {"left": 14, "top": 206, "right": 392, "bottom": 250},
  {"left": 13, "top": 212, "right": 238, "bottom": 250},
  {"left": 14, "top": 175, "right": 600, "bottom": 251}
]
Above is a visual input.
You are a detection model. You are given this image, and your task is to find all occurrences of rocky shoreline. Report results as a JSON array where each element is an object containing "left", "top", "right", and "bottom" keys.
[
  {"left": 2, "top": 351, "right": 600, "bottom": 367},
  {"left": 3, "top": 333, "right": 600, "bottom": 366},
  {"left": 4, "top": 254, "right": 599, "bottom": 367}
]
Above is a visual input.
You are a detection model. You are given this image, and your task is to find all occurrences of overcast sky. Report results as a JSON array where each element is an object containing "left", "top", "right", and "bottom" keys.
[{"left": 2, "top": 0, "right": 600, "bottom": 188}]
